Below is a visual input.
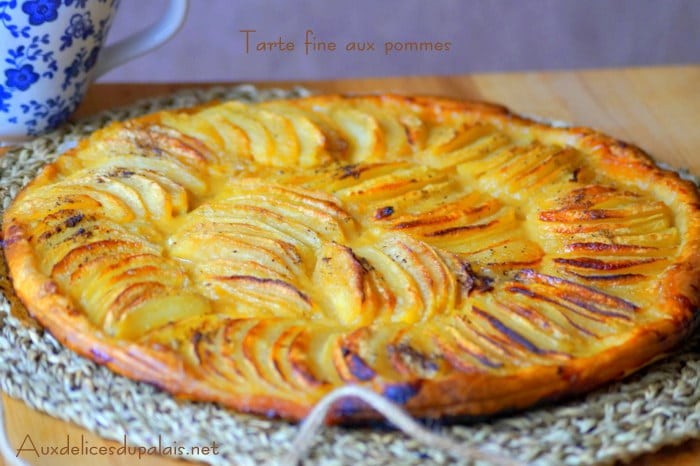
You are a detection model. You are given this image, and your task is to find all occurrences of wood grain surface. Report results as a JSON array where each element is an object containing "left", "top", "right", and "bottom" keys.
[{"left": 1, "top": 65, "right": 699, "bottom": 465}]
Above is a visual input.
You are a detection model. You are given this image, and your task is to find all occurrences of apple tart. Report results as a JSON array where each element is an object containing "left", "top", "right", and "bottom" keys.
[{"left": 3, "top": 95, "right": 699, "bottom": 423}]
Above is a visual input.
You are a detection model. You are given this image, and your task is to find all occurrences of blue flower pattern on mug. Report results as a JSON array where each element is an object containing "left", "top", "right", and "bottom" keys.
[
  {"left": 16, "top": 93, "right": 72, "bottom": 132},
  {"left": 0, "top": 85, "right": 11, "bottom": 112},
  {"left": 4, "top": 34, "right": 58, "bottom": 79},
  {"left": 5, "top": 63, "right": 39, "bottom": 90},
  {"left": 59, "top": 12, "right": 93, "bottom": 50},
  {"left": 22, "top": 0, "right": 61, "bottom": 26},
  {"left": 61, "top": 46, "right": 84, "bottom": 90},
  {"left": 1, "top": 0, "right": 118, "bottom": 134},
  {"left": 83, "top": 45, "right": 100, "bottom": 72},
  {"left": 0, "top": 1, "right": 30, "bottom": 38}
]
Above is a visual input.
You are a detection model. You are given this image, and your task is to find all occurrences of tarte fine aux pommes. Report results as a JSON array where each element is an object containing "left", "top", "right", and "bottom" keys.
[{"left": 3, "top": 95, "right": 699, "bottom": 423}]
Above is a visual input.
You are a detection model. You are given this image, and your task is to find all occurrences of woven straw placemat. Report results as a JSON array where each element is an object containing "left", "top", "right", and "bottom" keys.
[{"left": 1, "top": 85, "right": 699, "bottom": 466}]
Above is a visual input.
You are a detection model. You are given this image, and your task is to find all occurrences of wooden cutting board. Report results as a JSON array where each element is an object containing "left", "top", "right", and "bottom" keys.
[{"left": 1, "top": 65, "right": 699, "bottom": 465}]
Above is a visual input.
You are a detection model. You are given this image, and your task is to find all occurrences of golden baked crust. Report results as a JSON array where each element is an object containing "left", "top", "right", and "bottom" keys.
[{"left": 3, "top": 95, "right": 699, "bottom": 423}]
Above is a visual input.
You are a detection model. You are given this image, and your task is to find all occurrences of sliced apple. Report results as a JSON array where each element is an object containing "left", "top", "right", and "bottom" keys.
[
  {"left": 160, "top": 112, "right": 226, "bottom": 155},
  {"left": 288, "top": 326, "right": 343, "bottom": 388},
  {"left": 312, "top": 241, "right": 378, "bottom": 326},
  {"left": 112, "top": 292, "right": 212, "bottom": 340},
  {"left": 354, "top": 101, "right": 411, "bottom": 158},
  {"left": 98, "top": 155, "right": 207, "bottom": 197},
  {"left": 329, "top": 106, "right": 385, "bottom": 163},
  {"left": 212, "top": 102, "right": 274, "bottom": 165},
  {"left": 354, "top": 245, "right": 423, "bottom": 323}
]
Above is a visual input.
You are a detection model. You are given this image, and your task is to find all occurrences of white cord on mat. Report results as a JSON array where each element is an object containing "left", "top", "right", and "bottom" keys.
[
  {"left": 0, "top": 397, "right": 30, "bottom": 466},
  {"left": 1, "top": 386, "right": 522, "bottom": 466},
  {"left": 284, "top": 385, "right": 523, "bottom": 466}
]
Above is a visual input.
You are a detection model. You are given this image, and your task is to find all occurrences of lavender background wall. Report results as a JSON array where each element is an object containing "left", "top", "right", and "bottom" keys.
[{"left": 100, "top": 0, "right": 700, "bottom": 83}]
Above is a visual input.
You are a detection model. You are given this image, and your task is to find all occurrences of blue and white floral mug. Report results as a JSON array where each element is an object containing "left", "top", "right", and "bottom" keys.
[{"left": 0, "top": 0, "right": 189, "bottom": 143}]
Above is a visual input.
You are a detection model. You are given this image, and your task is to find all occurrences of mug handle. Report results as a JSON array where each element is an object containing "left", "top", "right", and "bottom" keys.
[{"left": 92, "top": 0, "right": 189, "bottom": 78}]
